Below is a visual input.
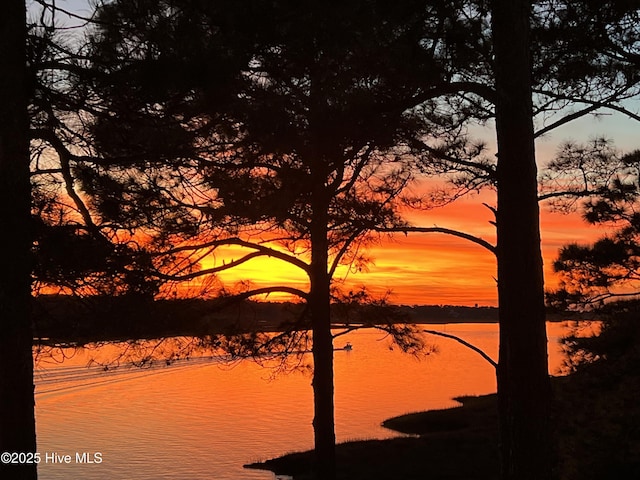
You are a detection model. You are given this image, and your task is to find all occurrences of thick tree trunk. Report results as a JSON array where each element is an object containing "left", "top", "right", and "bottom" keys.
[
  {"left": 0, "top": 1, "right": 38, "bottom": 480},
  {"left": 491, "top": 1, "right": 552, "bottom": 479},
  {"left": 309, "top": 189, "right": 336, "bottom": 479}
]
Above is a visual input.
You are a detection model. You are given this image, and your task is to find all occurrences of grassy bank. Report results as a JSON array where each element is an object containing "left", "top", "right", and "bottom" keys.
[
  {"left": 245, "top": 395, "right": 500, "bottom": 480},
  {"left": 248, "top": 370, "right": 640, "bottom": 480}
]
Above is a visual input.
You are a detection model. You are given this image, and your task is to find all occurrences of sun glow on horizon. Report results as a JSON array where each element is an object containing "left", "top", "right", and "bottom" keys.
[{"left": 201, "top": 194, "right": 607, "bottom": 307}]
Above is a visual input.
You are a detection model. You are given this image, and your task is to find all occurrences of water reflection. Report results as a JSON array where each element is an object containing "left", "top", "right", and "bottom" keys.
[{"left": 34, "top": 322, "right": 581, "bottom": 480}]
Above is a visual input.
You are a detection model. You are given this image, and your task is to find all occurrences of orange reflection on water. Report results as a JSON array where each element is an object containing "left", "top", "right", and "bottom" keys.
[{"left": 35, "top": 323, "right": 575, "bottom": 479}]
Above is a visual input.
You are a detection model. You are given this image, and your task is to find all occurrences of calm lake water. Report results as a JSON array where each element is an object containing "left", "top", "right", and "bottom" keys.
[{"left": 33, "top": 322, "right": 584, "bottom": 479}]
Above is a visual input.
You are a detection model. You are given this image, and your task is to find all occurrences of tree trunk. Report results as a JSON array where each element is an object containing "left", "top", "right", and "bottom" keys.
[
  {"left": 309, "top": 183, "right": 336, "bottom": 479},
  {"left": 491, "top": 1, "right": 552, "bottom": 479},
  {"left": 0, "top": 1, "right": 38, "bottom": 480}
]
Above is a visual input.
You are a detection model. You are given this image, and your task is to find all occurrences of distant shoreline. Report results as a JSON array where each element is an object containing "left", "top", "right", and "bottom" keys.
[{"left": 32, "top": 295, "right": 592, "bottom": 346}]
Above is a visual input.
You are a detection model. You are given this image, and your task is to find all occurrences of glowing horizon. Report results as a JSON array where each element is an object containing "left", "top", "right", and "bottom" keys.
[{"left": 206, "top": 193, "right": 607, "bottom": 307}]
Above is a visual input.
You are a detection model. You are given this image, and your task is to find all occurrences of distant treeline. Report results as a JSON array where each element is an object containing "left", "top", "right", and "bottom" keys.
[
  {"left": 403, "top": 304, "right": 498, "bottom": 323},
  {"left": 32, "top": 295, "right": 578, "bottom": 345},
  {"left": 32, "top": 295, "right": 300, "bottom": 345}
]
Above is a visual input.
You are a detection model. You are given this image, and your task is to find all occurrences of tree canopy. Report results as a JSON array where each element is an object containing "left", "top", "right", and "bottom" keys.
[{"left": 19, "top": 2, "right": 640, "bottom": 480}]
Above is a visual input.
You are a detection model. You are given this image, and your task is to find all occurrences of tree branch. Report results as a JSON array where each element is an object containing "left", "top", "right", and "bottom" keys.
[
  {"left": 538, "top": 189, "right": 599, "bottom": 202},
  {"left": 162, "top": 237, "right": 310, "bottom": 274},
  {"left": 30, "top": 127, "right": 103, "bottom": 237},
  {"left": 224, "top": 286, "right": 309, "bottom": 302},
  {"left": 422, "top": 329, "right": 497, "bottom": 369},
  {"left": 156, "top": 251, "right": 269, "bottom": 280},
  {"left": 534, "top": 104, "right": 602, "bottom": 138},
  {"left": 416, "top": 141, "right": 496, "bottom": 177},
  {"left": 376, "top": 226, "right": 496, "bottom": 255},
  {"left": 532, "top": 88, "right": 640, "bottom": 123}
]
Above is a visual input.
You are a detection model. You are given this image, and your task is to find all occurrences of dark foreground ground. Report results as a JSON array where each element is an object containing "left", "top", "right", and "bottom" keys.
[
  {"left": 246, "top": 395, "right": 500, "bottom": 480},
  {"left": 247, "top": 370, "right": 640, "bottom": 480}
]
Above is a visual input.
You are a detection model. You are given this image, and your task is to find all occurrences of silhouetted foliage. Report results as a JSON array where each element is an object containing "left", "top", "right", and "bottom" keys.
[
  {"left": 547, "top": 142, "right": 640, "bottom": 309},
  {"left": 557, "top": 302, "right": 640, "bottom": 479},
  {"left": 26, "top": 3, "right": 197, "bottom": 299},
  {"left": 23, "top": 2, "right": 640, "bottom": 480},
  {"left": 83, "top": 2, "right": 450, "bottom": 477}
]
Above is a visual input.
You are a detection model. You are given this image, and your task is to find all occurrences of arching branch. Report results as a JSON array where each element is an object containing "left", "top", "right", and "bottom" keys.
[
  {"left": 416, "top": 141, "right": 496, "bottom": 178},
  {"left": 377, "top": 226, "right": 496, "bottom": 255},
  {"left": 155, "top": 251, "right": 268, "bottom": 281},
  {"left": 423, "top": 329, "right": 497, "bottom": 369},
  {"left": 537, "top": 189, "right": 600, "bottom": 202},
  {"left": 403, "top": 81, "right": 497, "bottom": 110},
  {"left": 224, "top": 286, "right": 309, "bottom": 302},
  {"left": 162, "top": 237, "right": 310, "bottom": 274},
  {"left": 534, "top": 104, "right": 601, "bottom": 138},
  {"left": 532, "top": 88, "right": 640, "bottom": 124}
]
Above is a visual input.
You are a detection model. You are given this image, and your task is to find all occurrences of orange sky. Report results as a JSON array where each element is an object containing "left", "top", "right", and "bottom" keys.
[
  {"left": 205, "top": 111, "right": 636, "bottom": 306},
  {"left": 199, "top": 112, "right": 637, "bottom": 306},
  {"left": 207, "top": 190, "right": 606, "bottom": 307}
]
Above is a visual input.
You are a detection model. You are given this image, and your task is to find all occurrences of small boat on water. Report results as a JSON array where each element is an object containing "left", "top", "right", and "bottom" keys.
[{"left": 335, "top": 342, "right": 353, "bottom": 351}]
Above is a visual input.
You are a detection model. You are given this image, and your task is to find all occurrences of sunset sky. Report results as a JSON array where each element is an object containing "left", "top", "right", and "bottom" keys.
[
  {"left": 210, "top": 111, "right": 637, "bottom": 307},
  {"left": 210, "top": 194, "right": 606, "bottom": 307},
  {"left": 40, "top": 2, "right": 639, "bottom": 307}
]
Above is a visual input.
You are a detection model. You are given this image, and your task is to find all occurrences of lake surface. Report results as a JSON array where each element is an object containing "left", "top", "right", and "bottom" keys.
[{"left": 33, "top": 322, "right": 584, "bottom": 479}]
